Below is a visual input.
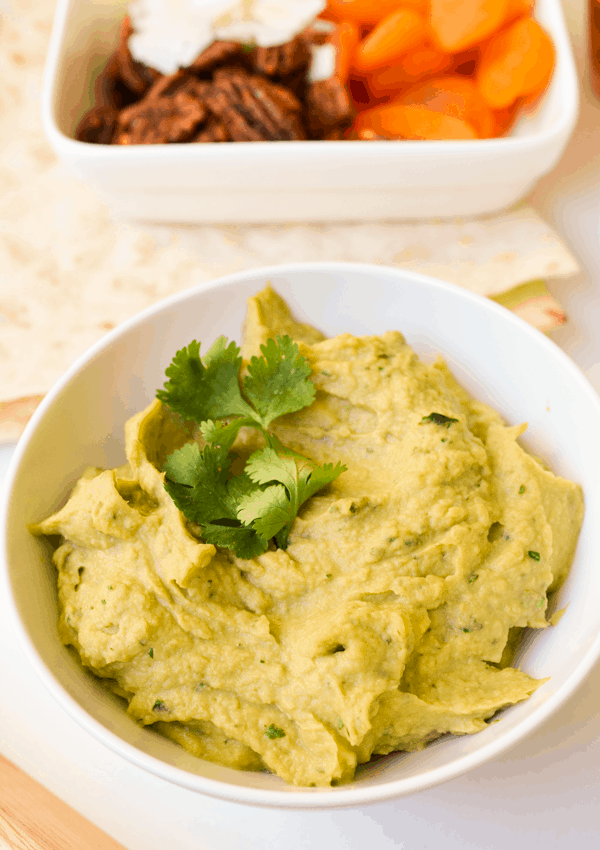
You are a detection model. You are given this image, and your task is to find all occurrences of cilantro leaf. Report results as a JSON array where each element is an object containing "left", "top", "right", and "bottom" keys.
[
  {"left": 164, "top": 440, "right": 205, "bottom": 488},
  {"left": 164, "top": 442, "right": 234, "bottom": 525},
  {"left": 163, "top": 443, "right": 268, "bottom": 556},
  {"left": 264, "top": 724, "right": 285, "bottom": 739},
  {"left": 421, "top": 412, "right": 458, "bottom": 425},
  {"left": 227, "top": 472, "right": 260, "bottom": 503},
  {"left": 243, "top": 336, "right": 315, "bottom": 430},
  {"left": 202, "top": 336, "right": 237, "bottom": 367},
  {"left": 200, "top": 418, "right": 254, "bottom": 453},
  {"left": 244, "top": 447, "right": 299, "bottom": 492},
  {"left": 241, "top": 447, "right": 346, "bottom": 549},
  {"left": 158, "top": 332, "right": 346, "bottom": 558},
  {"left": 297, "top": 461, "right": 348, "bottom": 504},
  {"left": 157, "top": 337, "right": 255, "bottom": 424},
  {"left": 198, "top": 522, "right": 268, "bottom": 560},
  {"left": 237, "top": 484, "right": 291, "bottom": 540}
]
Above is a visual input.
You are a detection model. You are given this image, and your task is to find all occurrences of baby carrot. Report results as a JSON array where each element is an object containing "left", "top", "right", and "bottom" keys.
[
  {"left": 331, "top": 21, "right": 361, "bottom": 82},
  {"left": 400, "top": 76, "right": 496, "bottom": 137},
  {"left": 493, "top": 99, "right": 522, "bottom": 135},
  {"left": 477, "top": 16, "right": 554, "bottom": 109},
  {"left": 354, "top": 102, "right": 478, "bottom": 139},
  {"left": 354, "top": 9, "right": 426, "bottom": 71},
  {"left": 430, "top": 0, "right": 510, "bottom": 52},
  {"left": 503, "top": 0, "right": 534, "bottom": 25},
  {"left": 368, "top": 45, "right": 452, "bottom": 95},
  {"left": 326, "top": 0, "right": 428, "bottom": 26}
]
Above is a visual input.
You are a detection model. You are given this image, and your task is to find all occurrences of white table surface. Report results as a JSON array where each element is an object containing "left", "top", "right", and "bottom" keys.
[{"left": 2, "top": 9, "right": 600, "bottom": 850}]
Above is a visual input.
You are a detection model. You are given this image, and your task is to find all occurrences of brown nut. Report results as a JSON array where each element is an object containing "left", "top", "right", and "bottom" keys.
[
  {"left": 75, "top": 105, "right": 119, "bottom": 144},
  {"left": 189, "top": 40, "right": 243, "bottom": 73},
  {"left": 304, "top": 76, "right": 353, "bottom": 138},
  {"left": 251, "top": 35, "right": 310, "bottom": 78},
  {"left": 193, "top": 117, "right": 232, "bottom": 143},
  {"left": 114, "top": 75, "right": 209, "bottom": 144},
  {"left": 204, "top": 69, "right": 305, "bottom": 141},
  {"left": 114, "top": 15, "right": 160, "bottom": 97}
]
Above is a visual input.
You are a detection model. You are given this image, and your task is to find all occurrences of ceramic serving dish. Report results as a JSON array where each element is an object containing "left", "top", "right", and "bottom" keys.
[{"left": 41, "top": 0, "right": 578, "bottom": 223}]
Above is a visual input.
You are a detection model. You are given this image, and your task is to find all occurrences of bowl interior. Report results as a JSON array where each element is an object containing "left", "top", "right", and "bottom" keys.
[{"left": 4, "top": 264, "right": 600, "bottom": 807}]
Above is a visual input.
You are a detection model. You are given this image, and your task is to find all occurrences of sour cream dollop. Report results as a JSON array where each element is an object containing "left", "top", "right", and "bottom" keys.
[{"left": 128, "top": 0, "right": 327, "bottom": 75}]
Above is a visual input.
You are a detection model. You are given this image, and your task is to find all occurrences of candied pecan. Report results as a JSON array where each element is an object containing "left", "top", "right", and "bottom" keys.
[
  {"left": 251, "top": 35, "right": 310, "bottom": 78},
  {"left": 204, "top": 69, "right": 305, "bottom": 141},
  {"left": 259, "top": 81, "right": 303, "bottom": 115},
  {"left": 75, "top": 105, "right": 118, "bottom": 144},
  {"left": 114, "top": 76, "right": 208, "bottom": 144},
  {"left": 304, "top": 76, "right": 353, "bottom": 138},
  {"left": 193, "top": 117, "right": 231, "bottom": 143},
  {"left": 94, "top": 52, "right": 140, "bottom": 111},
  {"left": 189, "top": 40, "right": 242, "bottom": 73},
  {"left": 278, "top": 66, "right": 309, "bottom": 102},
  {"left": 114, "top": 15, "right": 160, "bottom": 97},
  {"left": 322, "top": 127, "right": 346, "bottom": 141},
  {"left": 143, "top": 70, "right": 204, "bottom": 100},
  {"left": 93, "top": 53, "right": 121, "bottom": 109}
]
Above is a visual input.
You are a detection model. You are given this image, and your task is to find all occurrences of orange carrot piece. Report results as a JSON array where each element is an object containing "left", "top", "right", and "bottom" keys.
[
  {"left": 399, "top": 75, "right": 496, "bottom": 137},
  {"left": 430, "top": 0, "right": 510, "bottom": 52},
  {"left": 493, "top": 98, "right": 522, "bottom": 135},
  {"left": 503, "top": 0, "right": 534, "bottom": 25},
  {"left": 519, "top": 23, "right": 554, "bottom": 98},
  {"left": 354, "top": 102, "right": 478, "bottom": 139},
  {"left": 326, "top": 0, "right": 428, "bottom": 26},
  {"left": 400, "top": 44, "right": 453, "bottom": 80},
  {"left": 331, "top": 21, "right": 361, "bottom": 82},
  {"left": 477, "top": 16, "right": 554, "bottom": 109},
  {"left": 354, "top": 9, "right": 426, "bottom": 71},
  {"left": 368, "top": 45, "right": 453, "bottom": 95},
  {"left": 319, "top": 8, "right": 341, "bottom": 22}
]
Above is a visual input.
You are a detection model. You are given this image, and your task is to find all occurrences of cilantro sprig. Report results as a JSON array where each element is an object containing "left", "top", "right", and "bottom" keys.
[{"left": 158, "top": 335, "right": 345, "bottom": 558}]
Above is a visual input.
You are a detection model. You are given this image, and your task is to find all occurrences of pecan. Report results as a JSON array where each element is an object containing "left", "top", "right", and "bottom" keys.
[
  {"left": 114, "top": 15, "right": 160, "bottom": 97},
  {"left": 260, "top": 80, "right": 303, "bottom": 115},
  {"left": 190, "top": 40, "right": 242, "bottom": 73},
  {"left": 193, "top": 117, "right": 231, "bottom": 143},
  {"left": 114, "top": 76, "right": 208, "bottom": 144},
  {"left": 251, "top": 35, "right": 310, "bottom": 78},
  {"left": 93, "top": 53, "right": 126, "bottom": 110},
  {"left": 305, "top": 76, "right": 353, "bottom": 138},
  {"left": 75, "top": 105, "right": 118, "bottom": 144},
  {"left": 322, "top": 127, "right": 347, "bottom": 141},
  {"left": 204, "top": 69, "right": 305, "bottom": 141},
  {"left": 143, "top": 69, "right": 203, "bottom": 100}
]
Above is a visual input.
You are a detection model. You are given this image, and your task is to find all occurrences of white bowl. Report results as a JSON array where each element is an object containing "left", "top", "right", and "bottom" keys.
[
  {"left": 2, "top": 263, "right": 600, "bottom": 808},
  {"left": 41, "top": 0, "right": 578, "bottom": 223}
]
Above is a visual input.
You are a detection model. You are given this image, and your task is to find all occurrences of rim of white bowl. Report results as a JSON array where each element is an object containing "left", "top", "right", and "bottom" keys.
[{"left": 2, "top": 262, "right": 600, "bottom": 809}]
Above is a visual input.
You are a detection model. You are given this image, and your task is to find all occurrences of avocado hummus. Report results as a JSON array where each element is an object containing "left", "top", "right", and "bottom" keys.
[{"left": 32, "top": 286, "right": 584, "bottom": 787}]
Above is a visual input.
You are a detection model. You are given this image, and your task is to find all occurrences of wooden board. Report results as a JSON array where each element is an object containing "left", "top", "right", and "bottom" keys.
[{"left": 0, "top": 756, "right": 126, "bottom": 850}]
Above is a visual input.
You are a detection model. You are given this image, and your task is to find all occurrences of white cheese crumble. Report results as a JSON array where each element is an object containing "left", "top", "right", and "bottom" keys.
[
  {"left": 308, "top": 42, "right": 336, "bottom": 82},
  {"left": 128, "top": 0, "right": 327, "bottom": 75}
]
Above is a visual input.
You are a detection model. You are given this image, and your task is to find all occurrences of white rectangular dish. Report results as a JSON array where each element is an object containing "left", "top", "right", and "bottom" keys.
[{"left": 41, "top": 0, "right": 579, "bottom": 224}]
